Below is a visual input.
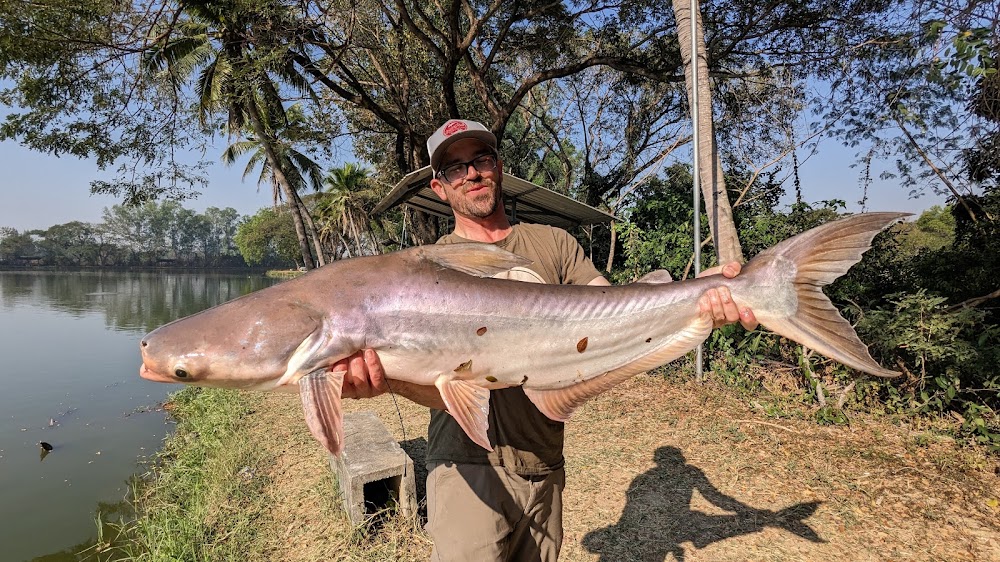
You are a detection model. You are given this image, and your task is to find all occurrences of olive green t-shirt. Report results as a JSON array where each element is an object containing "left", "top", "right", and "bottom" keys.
[{"left": 425, "top": 223, "right": 604, "bottom": 475}]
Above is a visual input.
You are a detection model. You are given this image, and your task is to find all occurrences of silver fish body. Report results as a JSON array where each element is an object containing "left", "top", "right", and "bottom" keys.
[{"left": 140, "top": 212, "right": 907, "bottom": 454}]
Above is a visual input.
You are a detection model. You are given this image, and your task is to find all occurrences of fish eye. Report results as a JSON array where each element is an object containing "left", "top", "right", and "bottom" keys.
[{"left": 174, "top": 368, "right": 189, "bottom": 378}]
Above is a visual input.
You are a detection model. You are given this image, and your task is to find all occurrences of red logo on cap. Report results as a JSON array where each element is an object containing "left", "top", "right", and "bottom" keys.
[{"left": 443, "top": 120, "right": 468, "bottom": 136}]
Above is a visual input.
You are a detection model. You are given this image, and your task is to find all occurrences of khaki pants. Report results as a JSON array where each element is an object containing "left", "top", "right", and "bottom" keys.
[{"left": 426, "top": 462, "right": 565, "bottom": 562}]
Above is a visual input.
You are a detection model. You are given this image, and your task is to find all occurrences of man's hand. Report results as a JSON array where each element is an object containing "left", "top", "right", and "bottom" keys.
[
  {"left": 336, "top": 349, "right": 389, "bottom": 399},
  {"left": 334, "top": 350, "right": 447, "bottom": 409},
  {"left": 697, "top": 262, "right": 759, "bottom": 330}
]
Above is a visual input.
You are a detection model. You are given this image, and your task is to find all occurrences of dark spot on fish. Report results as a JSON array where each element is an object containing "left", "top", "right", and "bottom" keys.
[
  {"left": 454, "top": 360, "right": 472, "bottom": 372},
  {"left": 577, "top": 337, "right": 589, "bottom": 353},
  {"left": 476, "top": 327, "right": 488, "bottom": 336},
  {"left": 645, "top": 337, "right": 652, "bottom": 343},
  {"left": 174, "top": 368, "right": 189, "bottom": 378},
  {"left": 521, "top": 376, "right": 528, "bottom": 384},
  {"left": 485, "top": 376, "right": 498, "bottom": 383},
  {"left": 141, "top": 340, "right": 148, "bottom": 347}
]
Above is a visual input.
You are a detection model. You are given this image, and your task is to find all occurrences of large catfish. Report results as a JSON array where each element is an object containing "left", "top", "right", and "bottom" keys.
[{"left": 139, "top": 212, "right": 906, "bottom": 455}]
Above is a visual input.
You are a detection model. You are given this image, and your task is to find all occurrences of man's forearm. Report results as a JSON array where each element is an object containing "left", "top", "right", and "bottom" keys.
[{"left": 384, "top": 379, "right": 447, "bottom": 410}]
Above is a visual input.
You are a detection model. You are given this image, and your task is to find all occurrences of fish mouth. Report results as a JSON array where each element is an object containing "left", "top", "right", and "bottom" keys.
[{"left": 139, "top": 363, "right": 178, "bottom": 384}]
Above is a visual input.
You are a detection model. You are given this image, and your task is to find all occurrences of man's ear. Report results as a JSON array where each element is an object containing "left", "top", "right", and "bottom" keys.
[{"left": 430, "top": 177, "right": 448, "bottom": 202}]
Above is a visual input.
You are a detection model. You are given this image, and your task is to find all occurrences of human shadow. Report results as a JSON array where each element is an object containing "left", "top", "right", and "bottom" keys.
[{"left": 582, "top": 446, "right": 824, "bottom": 561}]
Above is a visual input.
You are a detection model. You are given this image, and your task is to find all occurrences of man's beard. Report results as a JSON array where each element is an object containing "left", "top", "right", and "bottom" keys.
[{"left": 450, "top": 178, "right": 501, "bottom": 219}]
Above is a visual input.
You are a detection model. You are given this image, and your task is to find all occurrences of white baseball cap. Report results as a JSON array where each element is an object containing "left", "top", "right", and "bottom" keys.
[{"left": 427, "top": 119, "right": 498, "bottom": 174}]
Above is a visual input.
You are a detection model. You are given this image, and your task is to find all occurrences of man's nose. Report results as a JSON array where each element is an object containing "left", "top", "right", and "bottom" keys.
[{"left": 461, "top": 162, "right": 481, "bottom": 180}]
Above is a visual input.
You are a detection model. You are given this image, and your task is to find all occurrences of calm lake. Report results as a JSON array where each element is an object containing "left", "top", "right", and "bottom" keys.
[{"left": 0, "top": 270, "right": 280, "bottom": 562}]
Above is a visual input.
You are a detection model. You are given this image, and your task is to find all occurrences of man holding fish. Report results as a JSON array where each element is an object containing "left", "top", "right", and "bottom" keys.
[{"left": 335, "top": 119, "right": 759, "bottom": 562}]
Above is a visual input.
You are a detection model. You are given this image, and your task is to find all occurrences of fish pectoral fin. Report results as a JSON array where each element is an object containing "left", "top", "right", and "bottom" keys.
[
  {"left": 419, "top": 243, "right": 532, "bottom": 278},
  {"left": 299, "top": 370, "right": 345, "bottom": 456},
  {"left": 434, "top": 374, "right": 493, "bottom": 452}
]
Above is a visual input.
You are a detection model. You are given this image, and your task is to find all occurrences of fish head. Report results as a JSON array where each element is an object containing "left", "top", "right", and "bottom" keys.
[{"left": 139, "top": 295, "right": 323, "bottom": 390}]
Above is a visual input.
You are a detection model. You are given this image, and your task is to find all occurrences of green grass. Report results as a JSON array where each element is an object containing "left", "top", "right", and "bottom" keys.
[{"left": 107, "top": 387, "right": 274, "bottom": 562}]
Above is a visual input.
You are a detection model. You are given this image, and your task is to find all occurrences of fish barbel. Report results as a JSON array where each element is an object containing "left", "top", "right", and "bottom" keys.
[{"left": 139, "top": 212, "right": 907, "bottom": 454}]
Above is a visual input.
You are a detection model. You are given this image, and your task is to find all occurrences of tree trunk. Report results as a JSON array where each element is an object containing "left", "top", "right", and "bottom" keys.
[
  {"left": 672, "top": 0, "right": 744, "bottom": 264},
  {"left": 296, "top": 195, "right": 327, "bottom": 266},
  {"left": 406, "top": 141, "right": 442, "bottom": 245},
  {"left": 247, "top": 106, "right": 315, "bottom": 269},
  {"left": 405, "top": 207, "right": 441, "bottom": 246}
]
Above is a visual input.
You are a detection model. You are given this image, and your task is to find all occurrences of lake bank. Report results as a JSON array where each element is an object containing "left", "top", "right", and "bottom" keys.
[
  {"left": 0, "top": 270, "right": 284, "bottom": 561},
  {"left": 112, "top": 374, "right": 1000, "bottom": 561}
]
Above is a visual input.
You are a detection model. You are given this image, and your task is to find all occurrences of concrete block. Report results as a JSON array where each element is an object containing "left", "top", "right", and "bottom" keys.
[{"left": 329, "top": 411, "right": 418, "bottom": 524}]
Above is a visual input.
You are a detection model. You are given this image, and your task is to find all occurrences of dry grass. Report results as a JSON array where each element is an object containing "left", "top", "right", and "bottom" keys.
[{"left": 240, "top": 376, "right": 999, "bottom": 562}]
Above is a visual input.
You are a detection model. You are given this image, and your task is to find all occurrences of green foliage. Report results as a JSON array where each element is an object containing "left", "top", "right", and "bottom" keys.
[
  {"left": 705, "top": 326, "right": 772, "bottom": 392},
  {"left": 814, "top": 405, "right": 850, "bottom": 426},
  {"left": 234, "top": 207, "right": 299, "bottom": 267},
  {"left": 314, "top": 163, "right": 401, "bottom": 258},
  {"left": 611, "top": 166, "right": 703, "bottom": 283},
  {"left": 616, "top": 197, "right": 999, "bottom": 448},
  {"left": 0, "top": 202, "right": 246, "bottom": 267},
  {"left": 0, "top": 228, "right": 39, "bottom": 261},
  {"left": 895, "top": 205, "right": 955, "bottom": 254},
  {"left": 860, "top": 291, "right": 1000, "bottom": 448}
]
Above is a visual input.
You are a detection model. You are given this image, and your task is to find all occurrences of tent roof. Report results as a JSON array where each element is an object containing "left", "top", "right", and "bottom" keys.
[{"left": 373, "top": 166, "right": 616, "bottom": 228}]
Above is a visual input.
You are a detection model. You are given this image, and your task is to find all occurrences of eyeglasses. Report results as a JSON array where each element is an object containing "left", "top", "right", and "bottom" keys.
[{"left": 436, "top": 154, "right": 498, "bottom": 184}]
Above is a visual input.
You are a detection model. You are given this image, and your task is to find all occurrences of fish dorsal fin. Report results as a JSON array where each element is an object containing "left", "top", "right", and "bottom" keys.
[
  {"left": 299, "top": 370, "right": 345, "bottom": 455},
  {"left": 434, "top": 373, "right": 494, "bottom": 451},
  {"left": 418, "top": 243, "right": 532, "bottom": 278},
  {"left": 635, "top": 269, "right": 674, "bottom": 284}
]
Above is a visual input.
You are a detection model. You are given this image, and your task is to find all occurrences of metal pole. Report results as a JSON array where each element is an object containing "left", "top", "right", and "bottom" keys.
[{"left": 690, "top": 0, "right": 704, "bottom": 383}]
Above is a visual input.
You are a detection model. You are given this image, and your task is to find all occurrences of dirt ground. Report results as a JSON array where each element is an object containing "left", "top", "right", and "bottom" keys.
[{"left": 248, "top": 375, "right": 1000, "bottom": 562}]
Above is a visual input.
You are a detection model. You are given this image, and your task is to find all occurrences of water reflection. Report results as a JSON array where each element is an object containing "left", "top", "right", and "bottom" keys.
[
  {"left": 0, "top": 271, "right": 281, "bottom": 562},
  {"left": 0, "top": 271, "right": 278, "bottom": 334}
]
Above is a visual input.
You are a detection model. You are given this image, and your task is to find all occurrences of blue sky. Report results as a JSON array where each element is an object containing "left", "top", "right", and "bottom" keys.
[{"left": 0, "top": 135, "right": 946, "bottom": 233}]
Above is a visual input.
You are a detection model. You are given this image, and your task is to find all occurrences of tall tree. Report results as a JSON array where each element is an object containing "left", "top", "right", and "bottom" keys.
[
  {"left": 315, "top": 163, "right": 389, "bottom": 258},
  {"left": 672, "top": 0, "right": 742, "bottom": 263},
  {"left": 221, "top": 103, "right": 328, "bottom": 265},
  {"left": 143, "top": 0, "right": 324, "bottom": 268},
  {"left": 816, "top": 0, "right": 998, "bottom": 214}
]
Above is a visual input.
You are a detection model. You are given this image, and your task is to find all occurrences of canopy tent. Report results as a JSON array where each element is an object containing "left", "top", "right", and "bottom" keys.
[{"left": 373, "top": 166, "right": 616, "bottom": 228}]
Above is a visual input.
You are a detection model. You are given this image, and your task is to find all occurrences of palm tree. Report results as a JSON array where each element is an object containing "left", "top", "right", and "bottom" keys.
[
  {"left": 143, "top": 0, "right": 323, "bottom": 269},
  {"left": 316, "top": 163, "right": 389, "bottom": 259},
  {"left": 222, "top": 103, "right": 329, "bottom": 265},
  {"left": 673, "top": 0, "right": 743, "bottom": 265}
]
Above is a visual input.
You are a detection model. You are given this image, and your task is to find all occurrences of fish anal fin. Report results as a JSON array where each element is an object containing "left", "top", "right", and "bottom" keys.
[
  {"left": 299, "top": 370, "right": 345, "bottom": 455},
  {"left": 526, "top": 317, "right": 713, "bottom": 422},
  {"left": 524, "top": 374, "right": 633, "bottom": 422},
  {"left": 419, "top": 243, "right": 532, "bottom": 278},
  {"left": 435, "top": 374, "right": 493, "bottom": 451}
]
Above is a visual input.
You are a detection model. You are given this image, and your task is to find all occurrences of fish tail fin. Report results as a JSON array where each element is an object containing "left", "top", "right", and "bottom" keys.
[{"left": 745, "top": 212, "right": 909, "bottom": 378}]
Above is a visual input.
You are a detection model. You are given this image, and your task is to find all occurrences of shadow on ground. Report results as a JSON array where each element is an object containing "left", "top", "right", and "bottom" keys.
[
  {"left": 399, "top": 437, "right": 428, "bottom": 519},
  {"left": 582, "top": 446, "right": 824, "bottom": 561}
]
